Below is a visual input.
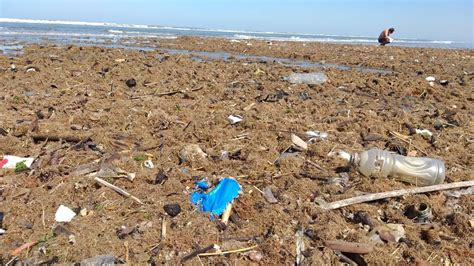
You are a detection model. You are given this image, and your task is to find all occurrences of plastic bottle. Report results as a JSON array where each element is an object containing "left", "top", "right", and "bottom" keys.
[
  {"left": 349, "top": 148, "right": 445, "bottom": 186},
  {"left": 286, "top": 72, "right": 328, "bottom": 85}
]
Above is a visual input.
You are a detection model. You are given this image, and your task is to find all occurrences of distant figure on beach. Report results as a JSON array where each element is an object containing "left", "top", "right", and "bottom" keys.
[{"left": 378, "top": 28, "right": 395, "bottom": 46}]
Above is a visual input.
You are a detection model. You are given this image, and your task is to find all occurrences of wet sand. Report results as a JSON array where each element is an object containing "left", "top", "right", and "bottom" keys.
[{"left": 0, "top": 36, "right": 473, "bottom": 264}]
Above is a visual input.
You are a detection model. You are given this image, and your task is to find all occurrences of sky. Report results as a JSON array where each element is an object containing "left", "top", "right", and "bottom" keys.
[{"left": 0, "top": 0, "right": 472, "bottom": 42}]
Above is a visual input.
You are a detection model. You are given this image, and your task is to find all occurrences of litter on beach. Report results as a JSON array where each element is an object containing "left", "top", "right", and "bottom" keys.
[
  {"left": 190, "top": 177, "right": 241, "bottom": 217},
  {"left": 0, "top": 155, "right": 34, "bottom": 169}
]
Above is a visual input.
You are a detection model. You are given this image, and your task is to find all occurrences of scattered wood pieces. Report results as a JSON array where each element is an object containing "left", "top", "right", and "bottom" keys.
[
  {"left": 321, "top": 180, "right": 474, "bottom": 210},
  {"left": 31, "top": 134, "right": 88, "bottom": 143},
  {"left": 198, "top": 245, "right": 258, "bottom": 256},
  {"left": 94, "top": 177, "right": 144, "bottom": 204},
  {"left": 10, "top": 240, "right": 38, "bottom": 256},
  {"left": 325, "top": 240, "right": 374, "bottom": 254},
  {"left": 181, "top": 244, "right": 216, "bottom": 262},
  {"left": 221, "top": 203, "right": 232, "bottom": 225},
  {"left": 291, "top": 133, "right": 308, "bottom": 150}
]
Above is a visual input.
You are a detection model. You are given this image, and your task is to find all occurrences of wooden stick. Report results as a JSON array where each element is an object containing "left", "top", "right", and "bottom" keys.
[
  {"left": 31, "top": 134, "right": 87, "bottom": 143},
  {"left": 325, "top": 240, "right": 374, "bottom": 254},
  {"left": 10, "top": 241, "right": 38, "bottom": 256},
  {"left": 181, "top": 244, "right": 216, "bottom": 262},
  {"left": 221, "top": 204, "right": 232, "bottom": 225},
  {"left": 94, "top": 177, "right": 143, "bottom": 204},
  {"left": 161, "top": 217, "right": 167, "bottom": 240},
  {"left": 321, "top": 180, "right": 474, "bottom": 210},
  {"left": 198, "top": 245, "right": 258, "bottom": 256}
]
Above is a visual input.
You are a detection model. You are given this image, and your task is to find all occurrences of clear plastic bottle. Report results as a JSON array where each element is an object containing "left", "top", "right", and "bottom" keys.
[{"left": 350, "top": 148, "right": 445, "bottom": 186}]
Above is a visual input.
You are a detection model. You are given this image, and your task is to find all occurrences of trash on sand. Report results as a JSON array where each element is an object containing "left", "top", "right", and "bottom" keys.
[
  {"left": 55, "top": 205, "right": 76, "bottom": 223},
  {"left": 263, "top": 186, "right": 278, "bottom": 204},
  {"left": 405, "top": 203, "right": 432, "bottom": 223},
  {"left": 286, "top": 72, "right": 328, "bottom": 85},
  {"left": 320, "top": 180, "right": 474, "bottom": 210},
  {"left": 0, "top": 228, "right": 5, "bottom": 235},
  {"left": 291, "top": 134, "right": 308, "bottom": 150},
  {"left": 195, "top": 177, "right": 211, "bottom": 190},
  {"left": 190, "top": 177, "right": 241, "bottom": 217},
  {"left": 324, "top": 240, "right": 374, "bottom": 254},
  {"left": 306, "top": 131, "right": 328, "bottom": 142},
  {"left": 179, "top": 144, "right": 207, "bottom": 163},
  {"left": 227, "top": 115, "right": 243, "bottom": 125},
  {"left": 425, "top": 76, "right": 436, "bottom": 82},
  {"left": 144, "top": 159, "right": 154, "bottom": 169},
  {"left": 415, "top": 129, "right": 433, "bottom": 139},
  {"left": 0, "top": 155, "right": 34, "bottom": 169},
  {"left": 338, "top": 148, "right": 445, "bottom": 186},
  {"left": 163, "top": 203, "right": 181, "bottom": 217},
  {"left": 369, "top": 224, "right": 406, "bottom": 243},
  {"left": 440, "top": 80, "right": 449, "bottom": 86}
]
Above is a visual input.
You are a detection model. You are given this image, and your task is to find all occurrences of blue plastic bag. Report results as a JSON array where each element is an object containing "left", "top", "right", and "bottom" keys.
[{"left": 190, "top": 177, "right": 241, "bottom": 216}]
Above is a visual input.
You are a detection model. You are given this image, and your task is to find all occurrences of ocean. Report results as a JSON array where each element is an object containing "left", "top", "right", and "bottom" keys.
[{"left": 0, "top": 18, "right": 472, "bottom": 54}]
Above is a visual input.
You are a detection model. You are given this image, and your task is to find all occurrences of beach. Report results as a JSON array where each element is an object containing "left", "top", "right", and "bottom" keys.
[{"left": 0, "top": 36, "right": 473, "bottom": 264}]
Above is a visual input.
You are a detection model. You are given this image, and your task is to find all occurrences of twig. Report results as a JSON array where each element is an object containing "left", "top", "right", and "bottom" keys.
[
  {"left": 31, "top": 134, "right": 89, "bottom": 143},
  {"left": 198, "top": 245, "right": 258, "bottom": 256},
  {"left": 10, "top": 241, "right": 38, "bottom": 256},
  {"left": 94, "top": 177, "right": 143, "bottom": 204},
  {"left": 221, "top": 204, "right": 232, "bottom": 225},
  {"left": 325, "top": 240, "right": 374, "bottom": 254},
  {"left": 181, "top": 244, "right": 216, "bottom": 262},
  {"left": 389, "top": 131, "right": 428, "bottom": 155},
  {"left": 5, "top": 257, "right": 18, "bottom": 266},
  {"left": 321, "top": 181, "right": 474, "bottom": 210},
  {"left": 161, "top": 217, "right": 167, "bottom": 240},
  {"left": 334, "top": 251, "right": 357, "bottom": 266},
  {"left": 124, "top": 241, "right": 130, "bottom": 264}
]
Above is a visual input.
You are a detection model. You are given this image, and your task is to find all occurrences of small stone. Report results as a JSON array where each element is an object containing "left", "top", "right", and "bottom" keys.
[
  {"left": 263, "top": 186, "right": 278, "bottom": 204},
  {"left": 68, "top": 234, "right": 76, "bottom": 245},
  {"left": 163, "top": 203, "right": 181, "bottom": 217},
  {"left": 248, "top": 251, "right": 263, "bottom": 262},
  {"left": 291, "top": 134, "right": 308, "bottom": 150},
  {"left": 154, "top": 169, "right": 168, "bottom": 185},
  {"left": 125, "top": 78, "right": 137, "bottom": 88}
]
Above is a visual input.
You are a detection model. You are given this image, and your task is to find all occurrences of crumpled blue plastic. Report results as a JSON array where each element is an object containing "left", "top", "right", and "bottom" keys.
[
  {"left": 195, "top": 177, "right": 210, "bottom": 190},
  {"left": 190, "top": 177, "right": 241, "bottom": 216}
]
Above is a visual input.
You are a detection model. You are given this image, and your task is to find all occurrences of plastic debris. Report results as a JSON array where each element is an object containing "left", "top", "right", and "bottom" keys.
[
  {"left": 195, "top": 178, "right": 211, "bottom": 190},
  {"left": 0, "top": 228, "right": 5, "bottom": 235},
  {"left": 227, "top": 115, "right": 243, "bottom": 124},
  {"left": 425, "top": 76, "right": 436, "bottom": 82},
  {"left": 306, "top": 131, "right": 328, "bottom": 142},
  {"left": 286, "top": 72, "right": 328, "bottom": 85},
  {"left": 415, "top": 129, "right": 433, "bottom": 139},
  {"left": 190, "top": 177, "right": 241, "bottom": 217},
  {"left": 144, "top": 159, "right": 154, "bottom": 169},
  {"left": 0, "top": 155, "right": 34, "bottom": 169},
  {"left": 55, "top": 205, "right": 76, "bottom": 223},
  {"left": 340, "top": 148, "right": 445, "bottom": 186}
]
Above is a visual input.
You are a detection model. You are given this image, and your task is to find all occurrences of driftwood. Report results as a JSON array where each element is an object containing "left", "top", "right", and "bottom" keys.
[
  {"left": 325, "top": 240, "right": 374, "bottom": 254},
  {"left": 32, "top": 134, "right": 88, "bottom": 143},
  {"left": 321, "top": 181, "right": 474, "bottom": 210}
]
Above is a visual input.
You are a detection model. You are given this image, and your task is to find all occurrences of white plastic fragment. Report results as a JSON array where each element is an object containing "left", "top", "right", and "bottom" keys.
[
  {"left": 55, "top": 205, "right": 76, "bottom": 223},
  {"left": 291, "top": 134, "right": 308, "bottom": 150},
  {"left": 0, "top": 229, "right": 6, "bottom": 235},
  {"left": 144, "top": 159, "right": 154, "bottom": 169},
  {"left": 0, "top": 155, "right": 34, "bottom": 169},
  {"left": 425, "top": 76, "right": 436, "bottom": 82},
  {"left": 328, "top": 150, "right": 352, "bottom": 161},
  {"left": 306, "top": 131, "right": 328, "bottom": 142},
  {"left": 227, "top": 115, "right": 243, "bottom": 125},
  {"left": 415, "top": 129, "right": 433, "bottom": 138}
]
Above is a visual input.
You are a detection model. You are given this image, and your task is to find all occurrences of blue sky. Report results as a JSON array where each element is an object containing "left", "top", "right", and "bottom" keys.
[{"left": 0, "top": 0, "right": 472, "bottom": 42}]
